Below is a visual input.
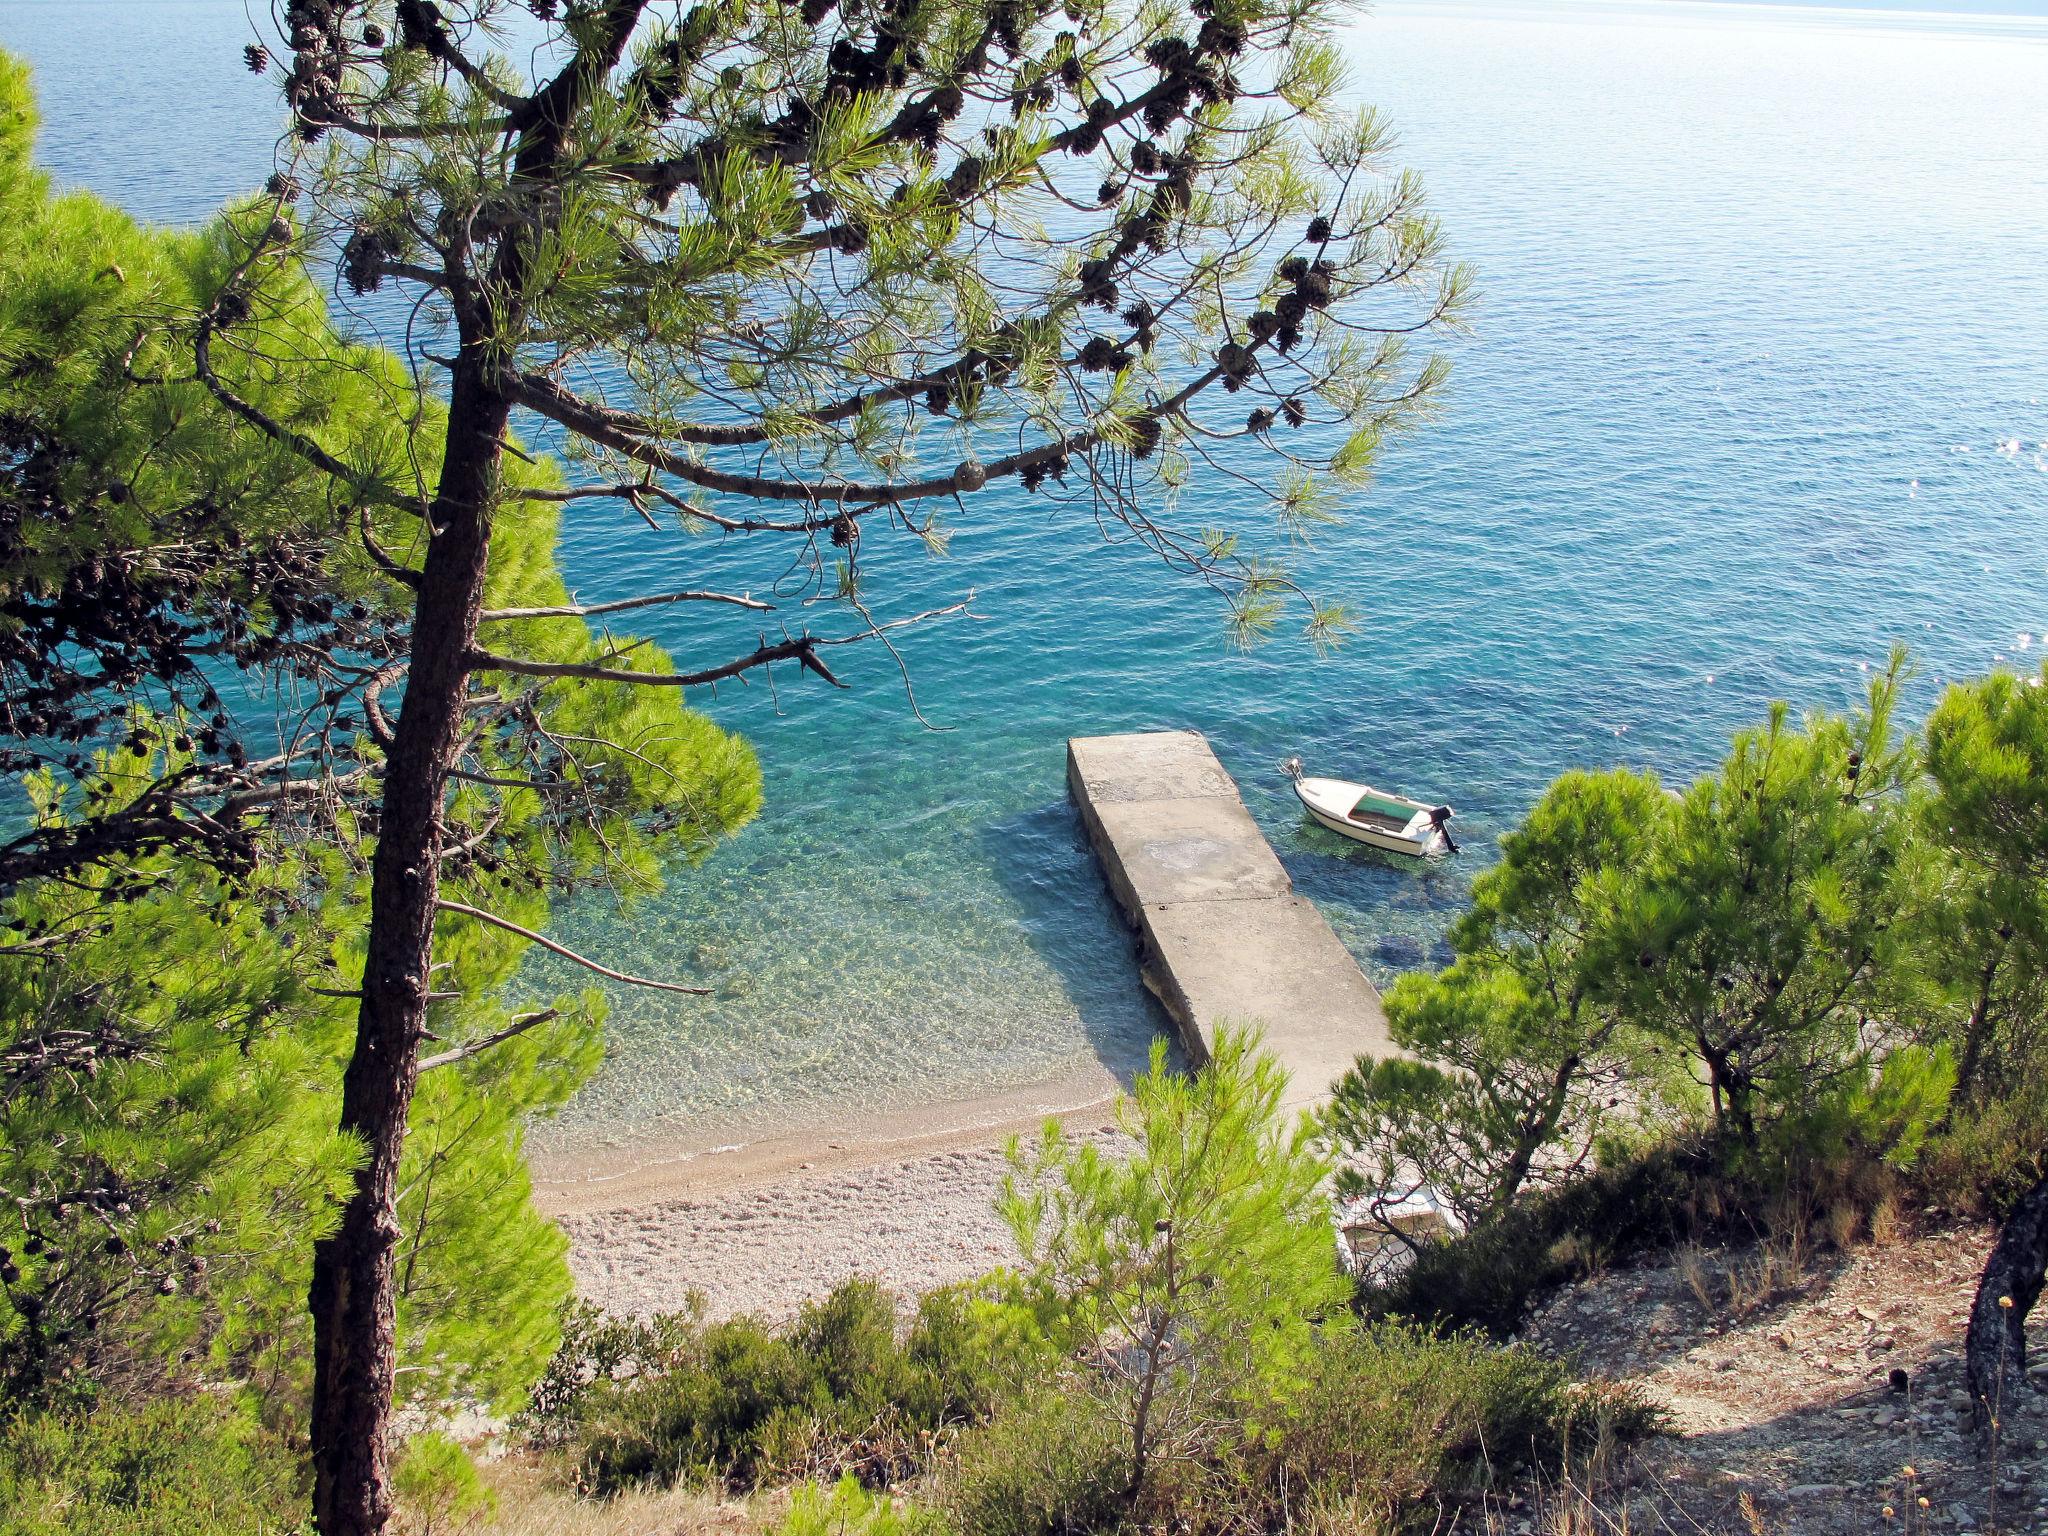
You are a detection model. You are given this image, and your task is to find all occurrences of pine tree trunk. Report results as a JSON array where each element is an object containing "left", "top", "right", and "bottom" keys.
[
  {"left": 1952, "top": 942, "right": 2005, "bottom": 1107},
  {"left": 306, "top": 359, "right": 509, "bottom": 1536},
  {"left": 1966, "top": 1170, "right": 2048, "bottom": 1433}
]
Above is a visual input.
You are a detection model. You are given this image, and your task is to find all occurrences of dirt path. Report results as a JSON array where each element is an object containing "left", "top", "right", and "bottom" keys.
[{"left": 1514, "top": 1223, "right": 2047, "bottom": 1534}]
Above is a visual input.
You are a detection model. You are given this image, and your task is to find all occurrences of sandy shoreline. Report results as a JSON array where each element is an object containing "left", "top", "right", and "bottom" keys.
[{"left": 532, "top": 1059, "right": 1135, "bottom": 1320}]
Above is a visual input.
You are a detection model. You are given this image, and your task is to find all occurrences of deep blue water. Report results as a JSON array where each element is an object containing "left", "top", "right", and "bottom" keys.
[{"left": 5, "top": 0, "right": 2047, "bottom": 1150}]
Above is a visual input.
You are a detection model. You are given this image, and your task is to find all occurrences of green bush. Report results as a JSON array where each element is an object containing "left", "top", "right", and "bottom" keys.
[
  {"left": 903, "top": 1272, "right": 1065, "bottom": 1425},
  {"left": 790, "top": 1279, "right": 923, "bottom": 1418},
  {"left": 1269, "top": 1323, "right": 1658, "bottom": 1509},
  {"left": 1003, "top": 1031, "right": 1348, "bottom": 1503},
  {"left": 773, "top": 1475, "right": 949, "bottom": 1536},
  {"left": 564, "top": 1274, "right": 1063, "bottom": 1496},
  {"left": 1918, "top": 1080, "right": 2048, "bottom": 1218},
  {"left": 1368, "top": 1144, "right": 1717, "bottom": 1335},
  {"left": 938, "top": 1385, "right": 1131, "bottom": 1536},
  {"left": 515, "top": 1297, "right": 705, "bottom": 1447},
  {"left": 393, "top": 1432, "right": 494, "bottom": 1536},
  {"left": 575, "top": 1314, "right": 829, "bottom": 1492},
  {"left": 938, "top": 1325, "right": 1656, "bottom": 1536},
  {"left": 0, "top": 1396, "right": 306, "bottom": 1535}
]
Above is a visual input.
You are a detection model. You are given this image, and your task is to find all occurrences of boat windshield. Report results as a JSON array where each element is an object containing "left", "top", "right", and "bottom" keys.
[{"left": 1349, "top": 790, "right": 1417, "bottom": 822}]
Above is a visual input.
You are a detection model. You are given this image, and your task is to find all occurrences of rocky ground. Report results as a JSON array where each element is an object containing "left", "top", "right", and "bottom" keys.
[{"left": 1505, "top": 1219, "right": 2046, "bottom": 1535}]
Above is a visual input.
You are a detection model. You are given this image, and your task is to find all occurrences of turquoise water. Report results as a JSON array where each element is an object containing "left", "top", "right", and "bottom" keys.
[{"left": 6, "top": 0, "right": 2048, "bottom": 1149}]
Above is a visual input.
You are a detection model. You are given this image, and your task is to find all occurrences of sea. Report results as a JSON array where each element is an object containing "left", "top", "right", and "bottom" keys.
[{"left": 4, "top": 0, "right": 2045, "bottom": 1154}]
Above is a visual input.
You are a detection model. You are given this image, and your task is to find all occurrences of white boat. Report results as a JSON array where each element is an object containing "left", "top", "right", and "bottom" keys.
[{"left": 1282, "top": 757, "right": 1457, "bottom": 857}]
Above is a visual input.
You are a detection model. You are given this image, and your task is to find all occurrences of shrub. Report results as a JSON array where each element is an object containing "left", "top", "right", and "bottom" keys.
[
  {"left": 774, "top": 1475, "right": 948, "bottom": 1536},
  {"left": 790, "top": 1279, "right": 922, "bottom": 1417},
  {"left": 393, "top": 1432, "right": 493, "bottom": 1536},
  {"left": 574, "top": 1314, "right": 829, "bottom": 1493},
  {"left": 1269, "top": 1323, "right": 1658, "bottom": 1508},
  {"left": 516, "top": 1298, "right": 704, "bottom": 1447},
  {"left": 939, "top": 1325, "right": 1656, "bottom": 1536},
  {"left": 562, "top": 1274, "right": 1063, "bottom": 1497},
  {"left": 0, "top": 1395, "right": 306, "bottom": 1535},
  {"left": 903, "top": 1271, "right": 1066, "bottom": 1425},
  {"left": 938, "top": 1385, "right": 1131, "bottom": 1536},
  {"left": 1918, "top": 1079, "right": 2048, "bottom": 1218},
  {"left": 1367, "top": 1143, "right": 1716, "bottom": 1335}
]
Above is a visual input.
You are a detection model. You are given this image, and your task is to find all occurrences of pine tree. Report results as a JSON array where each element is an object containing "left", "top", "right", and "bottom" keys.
[
  {"left": 0, "top": 40, "right": 753, "bottom": 1453},
  {"left": 0, "top": 48, "right": 409, "bottom": 889},
  {"left": 1920, "top": 663, "right": 2048, "bottom": 1418},
  {"left": 1325, "top": 768, "right": 1669, "bottom": 1235},
  {"left": 1606, "top": 654, "right": 1918, "bottom": 1151},
  {"left": 1002, "top": 1029, "right": 1346, "bottom": 1506},
  {"left": 1918, "top": 663, "right": 2048, "bottom": 1105},
  {"left": 215, "top": 3, "right": 1467, "bottom": 1526}
]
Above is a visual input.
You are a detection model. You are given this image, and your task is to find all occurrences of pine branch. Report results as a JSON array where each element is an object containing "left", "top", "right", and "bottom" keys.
[
  {"left": 478, "top": 588, "right": 771, "bottom": 622},
  {"left": 432, "top": 899, "right": 710, "bottom": 994},
  {"left": 417, "top": 1008, "right": 562, "bottom": 1072},
  {"left": 465, "top": 634, "right": 848, "bottom": 690}
]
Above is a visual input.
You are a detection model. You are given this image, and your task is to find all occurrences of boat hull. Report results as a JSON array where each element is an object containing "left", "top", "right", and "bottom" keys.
[
  {"left": 1286, "top": 774, "right": 1449, "bottom": 860},
  {"left": 1302, "top": 798, "right": 1433, "bottom": 860}
]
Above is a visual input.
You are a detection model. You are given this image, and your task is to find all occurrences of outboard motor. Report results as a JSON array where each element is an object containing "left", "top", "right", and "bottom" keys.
[
  {"left": 1427, "top": 805, "right": 1459, "bottom": 855},
  {"left": 1280, "top": 755, "right": 1305, "bottom": 782}
]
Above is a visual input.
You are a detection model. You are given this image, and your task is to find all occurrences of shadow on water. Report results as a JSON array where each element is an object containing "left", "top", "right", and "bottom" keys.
[
  {"left": 974, "top": 797, "right": 1187, "bottom": 1090},
  {"left": 1268, "top": 804, "right": 1462, "bottom": 986}
]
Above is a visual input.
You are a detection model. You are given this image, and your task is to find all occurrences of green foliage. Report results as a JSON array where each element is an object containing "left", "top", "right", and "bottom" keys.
[
  {"left": 0, "top": 47, "right": 755, "bottom": 1446},
  {"left": 0, "top": 817, "right": 601, "bottom": 1420},
  {"left": 790, "top": 1277, "right": 919, "bottom": 1411},
  {"left": 1764, "top": 1042, "right": 1955, "bottom": 1181},
  {"left": 1263, "top": 1323, "right": 1659, "bottom": 1518},
  {"left": 1327, "top": 770, "right": 1669, "bottom": 1234},
  {"left": 575, "top": 1312, "right": 828, "bottom": 1492},
  {"left": 389, "top": 1017, "right": 598, "bottom": 1416},
  {"left": 1365, "top": 1143, "right": 1720, "bottom": 1336},
  {"left": 1923, "top": 663, "right": 2048, "bottom": 880},
  {"left": 1919, "top": 1078, "right": 2048, "bottom": 1219},
  {"left": 773, "top": 1476, "right": 947, "bottom": 1536},
  {"left": 1330, "top": 656, "right": 2008, "bottom": 1282},
  {"left": 281, "top": 0, "right": 1465, "bottom": 661},
  {"left": 0, "top": 1395, "right": 307, "bottom": 1535},
  {"left": 560, "top": 1276, "right": 1057, "bottom": 1497},
  {"left": 392, "top": 1433, "right": 493, "bottom": 1536},
  {"left": 1606, "top": 658, "right": 1920, "bottom": 1149},
  {"left": 938, "top": 1388, "right": 1130, "bottom": 1536},
  {"left": 1916, "top": 664, "right": 2048, "bottom": 1103},
  {"left": 515, "top": 1298, "right": 707, "bottom": 1448},
  {"left": 938, "top": 1322, "right": 1656, "bottom": 1536},
  {"left": 902, "top": 1272, "right": 1067, "bottom": 1425},
  {"left": 1001, "top": 1028, "right": 1348, "bottom": 1502},
  {"left": 0, "top": 850, "right": 356, "bottom": 1404},
  {"left": 0, "top": 49, "right": 418, "bottom": 881}
]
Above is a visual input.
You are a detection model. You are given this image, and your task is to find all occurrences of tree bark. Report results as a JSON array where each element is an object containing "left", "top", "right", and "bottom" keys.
[
  {"left": 1966, "top": 1170, "right": 2048, "bottom": 1433},
  {"left": 306, "top": 355, "right": 508, "bottom": 1536},
  {"left": 1952, "top": 940, "right": 2007, "bottom": 1108}
]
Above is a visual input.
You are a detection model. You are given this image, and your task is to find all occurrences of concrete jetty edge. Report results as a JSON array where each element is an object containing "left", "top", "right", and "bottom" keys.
[{"left": 1066, "top": 729, "right": 1396, "bottom": 1111}]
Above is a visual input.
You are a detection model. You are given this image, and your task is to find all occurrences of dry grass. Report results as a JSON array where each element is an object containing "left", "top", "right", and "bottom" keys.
[
  {"left": 1672, "top": 1236, "right": 1809, "bottom": 1323},
  {"left": 1868, "top": 1192, "right": 1902, "bottom": 1247},
  {"left": 463, "top": 1458, "right": 769, "bottom": 1536}
]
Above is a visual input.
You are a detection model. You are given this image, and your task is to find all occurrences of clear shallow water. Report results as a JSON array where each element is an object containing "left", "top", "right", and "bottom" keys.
[{"left": 6, "top": 0, "right": 2047, "bottom": 1150}]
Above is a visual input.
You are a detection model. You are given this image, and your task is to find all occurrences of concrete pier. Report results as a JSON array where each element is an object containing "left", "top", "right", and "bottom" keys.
[{"left": 1066, "top": 730, "right": 1395, "bottom": 1112}]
